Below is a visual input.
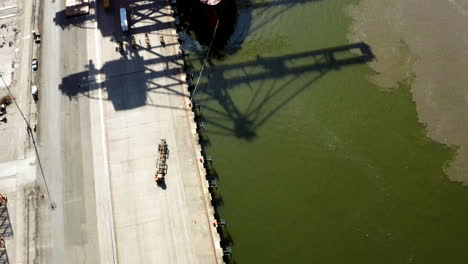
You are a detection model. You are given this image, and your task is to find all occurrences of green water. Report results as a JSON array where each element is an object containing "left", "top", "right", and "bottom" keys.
[{"left": 182, "top": 0, "right": 468, "bottom": 263}]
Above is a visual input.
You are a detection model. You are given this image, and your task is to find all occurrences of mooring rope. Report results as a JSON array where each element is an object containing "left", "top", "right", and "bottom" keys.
[{"left": 190, "top": 18, "right": 221, "bottom": 99}]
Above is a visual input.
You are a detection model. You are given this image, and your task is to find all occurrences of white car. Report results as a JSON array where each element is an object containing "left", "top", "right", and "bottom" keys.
[{"left": 32, "top": 59, "right": 38, "bottom": 71}]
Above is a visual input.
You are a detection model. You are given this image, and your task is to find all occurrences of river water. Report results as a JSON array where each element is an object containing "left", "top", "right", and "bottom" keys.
[{"left": 178, "top": 0, "right": 468, "bottom": 263}]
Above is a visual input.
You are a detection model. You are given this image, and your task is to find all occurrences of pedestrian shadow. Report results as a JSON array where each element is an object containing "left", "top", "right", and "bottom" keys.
[{"left": 157, "top": 180, "right": 167, "bottom": 190}]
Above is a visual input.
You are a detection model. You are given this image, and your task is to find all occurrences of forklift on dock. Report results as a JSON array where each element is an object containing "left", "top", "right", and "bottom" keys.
[{"left": 155, "top": 139, "right": 169, "bottom": 183}]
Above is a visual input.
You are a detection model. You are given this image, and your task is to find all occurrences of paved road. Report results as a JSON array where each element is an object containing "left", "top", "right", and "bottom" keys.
[
  {"left": 36, "top": 0, "right": 100, "bottom": 263},
  {"left": 37, "top": 0, "right": 223, "bottom": 263}
]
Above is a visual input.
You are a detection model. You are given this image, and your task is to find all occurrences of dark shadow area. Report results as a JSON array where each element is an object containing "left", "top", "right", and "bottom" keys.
[
  {"left": 206, "top": 166, "right": 220, "bottom": 181},
  {"left": 211, "top": 193, "right": 224, "bottom": 207},
  {"left": 58, "top": 41, "right": 372, "bottom": 121},
  {"left": 0, "top": 205, "right": 13, "bottom": 239},
  {"left": 127, "top": 2, "right": 175, "bottom": 35},
  {"left": 53, "top": 8, "right": 95, "bottom": 30},
  {"left": 201, "top": 152, "right": 233, "bottom": 262},
  {"left": 198, "top": 133, "right": 212, "bottom": 148},
  {"left": 53, "top": 0, "right": 172, "bottom": 37},
  {"left": 58, "top": 54, "right": 188, "bottom": 110},
  {"left": 177, "top": 0, "right": 323, "bottom": 58},
  {"left": 157, "top": 180, "right": 167, "bottom": 190},
  {"left": 52, "top": 0, "right": 97, "bottom": 30},
  {"left": 176, "top": 0, "right": 239, "bottom": 57},
  {"left": 128, "top": 21, "right": 174, "bottom": 35},
  {"left": 0, "top": 248, "right": 9, "bottom": 264},
  {"left": 209, "top": 188, "right": 234, "bottom": 263}
]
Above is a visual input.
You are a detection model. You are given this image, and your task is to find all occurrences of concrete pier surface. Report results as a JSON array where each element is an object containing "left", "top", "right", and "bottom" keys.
[{"left": 33, "top": 0, "right": 224, "bottom": 263}]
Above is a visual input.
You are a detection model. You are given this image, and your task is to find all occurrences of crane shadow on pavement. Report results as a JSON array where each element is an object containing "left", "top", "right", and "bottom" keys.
[
  {"left": 0, "top": 205, "right": 13, "bottom": 239},
  {"left": 53, "top": 9, "right": 96, "bottom": 30},
  {"left": 0, "top": 248, "right": 9, "bottom": 264},
  {"left": 57, "top": 42, "right": 374, "bottom": 135}
]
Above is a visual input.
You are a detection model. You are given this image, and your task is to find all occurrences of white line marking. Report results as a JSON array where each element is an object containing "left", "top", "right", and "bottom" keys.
[
  {"left": 0, "top": 5, "right": 17, "bottom": 11},
  {"left": 93, "top": 2, "right": 118, "bottom": 263},
  {"left": 0, "top": 14, "right": 16, "bottom": 19}
]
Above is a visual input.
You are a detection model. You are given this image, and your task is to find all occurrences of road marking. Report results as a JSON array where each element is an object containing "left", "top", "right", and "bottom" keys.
[
  {"left": 0, "top": 14, "right": 16, "bottom": 20},
  {"left": 92, "top": 1, "right": 118, "bottom": 263},
  {"left": 22, "top": 35, "right": 31, "bottom": 39},
  {"left": 0, "top": 5, "right": 17, "bottom": 11}
]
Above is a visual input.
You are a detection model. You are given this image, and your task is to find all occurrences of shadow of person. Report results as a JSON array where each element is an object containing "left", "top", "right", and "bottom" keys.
[{"left": 157, "top": 181, "right": 167, "bottom": 190}]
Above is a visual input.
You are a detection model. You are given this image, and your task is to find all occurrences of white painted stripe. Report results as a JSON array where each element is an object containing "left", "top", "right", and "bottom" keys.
[
  {"left": 0, "top": 5, "right": 17, "bottom": 11},
  {"left": 0, "top": 160, "right": 16, "bottom": 178},
  {"left": 0, "top": 14, "right": 16, "bottom": 19}
]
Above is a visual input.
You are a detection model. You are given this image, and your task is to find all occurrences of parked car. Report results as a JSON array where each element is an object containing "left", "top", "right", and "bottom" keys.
[{"left": 32, "top": 59, "right": 38, "bottom": 71}]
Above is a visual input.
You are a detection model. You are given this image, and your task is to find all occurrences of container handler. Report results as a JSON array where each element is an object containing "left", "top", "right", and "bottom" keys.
[{"left": 155, "top": 139, "right": 169, "bottom": 183}]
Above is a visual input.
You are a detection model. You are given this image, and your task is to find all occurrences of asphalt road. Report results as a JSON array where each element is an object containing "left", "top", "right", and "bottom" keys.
[
  {"left": 36, "top": 0, "right": 100, "bottom": 263},
  {"left": 36, "top": 0, "right": 223, "bottom": 263}
]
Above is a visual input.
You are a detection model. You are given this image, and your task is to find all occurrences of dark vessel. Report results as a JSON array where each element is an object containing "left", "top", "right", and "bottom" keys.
[{"left": 176, "top": 0, "right": 248, "bottom": 57}]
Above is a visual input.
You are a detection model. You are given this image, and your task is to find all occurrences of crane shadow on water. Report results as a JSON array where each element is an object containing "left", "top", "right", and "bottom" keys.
[{"left": 191, "top": 42, "right": 375, "bottom": 140}]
